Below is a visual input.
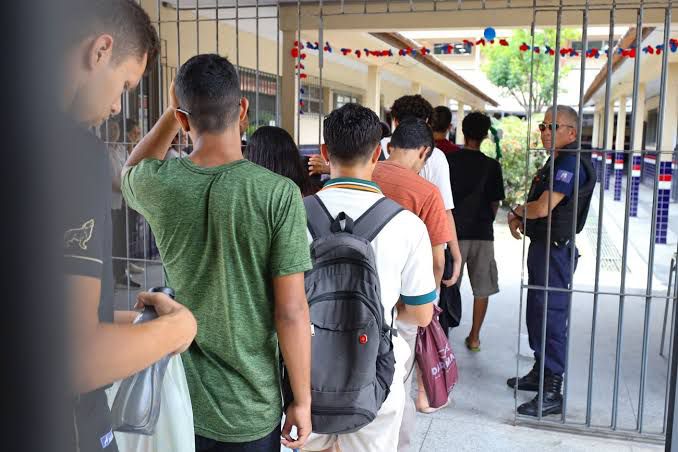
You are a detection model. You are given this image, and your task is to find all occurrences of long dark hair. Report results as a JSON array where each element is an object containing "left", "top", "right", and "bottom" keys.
[{"left": 245, "top": 126, "right": 313, "bottom": 195}]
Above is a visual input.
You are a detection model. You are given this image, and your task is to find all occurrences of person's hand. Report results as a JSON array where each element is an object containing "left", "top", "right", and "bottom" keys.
[
  {"left": 508, "top": 217, "right": 524, "bottom": 240},
  {"left": 281, "top": 400, "right": 312, "bottom": 449},
  {"left": 308, "top": 154, "right": 330, "bottom": 176},
  {"left": 169, "top": 80, "right": 179, "bottom": 112},
  {"left": 135, "top": 291, "right": 197, "bottom": 354}
]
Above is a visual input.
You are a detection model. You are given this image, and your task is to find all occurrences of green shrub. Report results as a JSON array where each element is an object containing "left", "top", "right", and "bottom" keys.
[{"left": 480, "top": 115, "right": 547, "bottom": 206}]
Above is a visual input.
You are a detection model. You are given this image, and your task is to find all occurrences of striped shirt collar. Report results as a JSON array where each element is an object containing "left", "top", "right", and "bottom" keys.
[{"left": 322, "top": 177, "right": 382, "bottom": 194}]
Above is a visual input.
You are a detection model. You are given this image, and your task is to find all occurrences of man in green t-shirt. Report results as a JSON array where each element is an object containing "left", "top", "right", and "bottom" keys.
[{"left": 122, "top": 54, "right": 312, "bottom": 451}]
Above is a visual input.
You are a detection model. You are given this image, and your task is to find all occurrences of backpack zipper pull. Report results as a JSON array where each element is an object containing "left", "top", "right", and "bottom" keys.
[{"left": 311, "top": 323, "right": 315, "bottom": 337}]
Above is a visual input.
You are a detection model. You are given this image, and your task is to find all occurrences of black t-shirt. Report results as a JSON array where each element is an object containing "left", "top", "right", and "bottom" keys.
[
  {"left": 448, "top": 149, "right": 505, "bottom": 241},
  {"left": 62, "top": 118, "right": 118, "bottom": 451}
]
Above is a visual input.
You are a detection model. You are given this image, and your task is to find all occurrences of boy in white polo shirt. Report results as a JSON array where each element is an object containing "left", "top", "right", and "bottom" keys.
[{"left": 301, "top": 104, "right": 436, "bottom": 452}]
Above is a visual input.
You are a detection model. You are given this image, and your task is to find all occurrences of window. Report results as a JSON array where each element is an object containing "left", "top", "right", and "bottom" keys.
[
  {"left": 334, "top": 92, "right": 361, "bottom": 109},
  {"left": 572, "top": 40, "right": 617, "bottom": 52},
  {"left": 433, "top": 42, "right": 473, "bottom": 55},
  {"left": 300, "top": 83, "right": 322, "bottom": 115}
]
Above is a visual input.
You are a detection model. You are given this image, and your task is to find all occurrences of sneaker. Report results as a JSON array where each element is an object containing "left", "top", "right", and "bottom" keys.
[{"left": 128, "top": 263, "right": 145, "bottom": 274}]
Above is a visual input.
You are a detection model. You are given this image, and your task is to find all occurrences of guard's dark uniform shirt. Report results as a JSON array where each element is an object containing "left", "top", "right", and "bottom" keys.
[
  {"left": 524, "top": 143, "right": 596, "bottom": 376},
  {"left": 63, "top": 118, "right": 118, "bottom": 452}
]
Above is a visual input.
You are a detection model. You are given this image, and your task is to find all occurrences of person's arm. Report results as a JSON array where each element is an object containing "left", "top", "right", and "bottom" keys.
[
  {"left": 397, "top": 301, "right": 434, "bottom": 327},
  {"left": 124, "top": 107, "right": 180, "bottom": 172},
  {"left": 274, "top": 273, "right": 312, "bottom": 449},
  {"left": 69, "top": 276, "right": 196, "bottom": 394},
  {"left": 513, "top": 190, "right": 566, "bottom": 220},
  {"left": 444, "top": 210, "right": 462, "bottom": 286},
  {"left": 491, "top": 201, "right": 500, "bottom": 218},
  {"left": 432, "top": 244, "right": 445, "bottom": 286}
]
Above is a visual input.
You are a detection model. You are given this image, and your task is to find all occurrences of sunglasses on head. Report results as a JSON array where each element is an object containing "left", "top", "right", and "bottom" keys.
[{"left": 539, "top": 123, "right": 575, "bottom": 132}]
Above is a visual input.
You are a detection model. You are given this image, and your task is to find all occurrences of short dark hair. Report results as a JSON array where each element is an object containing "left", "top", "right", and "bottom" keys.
[
  {"left": 390, "top": 95, "right": 433, "bottom": 123},
  {"left": 323, "top": 104, "right": 382, "bottom": 165},
  {"left": 245, "top": 126, "right": 312, "bottom": 195},
  {"left": 430, "top": 106, "right": 453, "bottom": 133},
  {"left": 174, "top": 54, "right": 241, "bottom": 134},
  {"left": 69, "top": 0, "right": 160, "bottom": 68},
  {"left": 462, "top": 111, "right": 492, "bottom": 141},
  {"left": 125, "top": 118, "right": 139, "bottom": 133},
  {"left": 390, "top": 118, "right": 434, "bottom": 153}
]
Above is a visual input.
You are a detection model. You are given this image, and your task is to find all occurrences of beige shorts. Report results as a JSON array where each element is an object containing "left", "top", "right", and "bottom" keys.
[{"left": 459, "top": 240, "right": 499, "bottom": 298}]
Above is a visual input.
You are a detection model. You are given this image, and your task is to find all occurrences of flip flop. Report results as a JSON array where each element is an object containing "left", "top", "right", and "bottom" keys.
[{"left": 465, "top": 336, "right": 481, "bottom": 352}]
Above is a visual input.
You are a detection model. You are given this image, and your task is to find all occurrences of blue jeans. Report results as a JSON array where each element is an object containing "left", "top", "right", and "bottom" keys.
[
  {"left": 195, "top": 425, "right": 281, "bottom": 452},
  {"left": 526, "top": 240, "right": 579, "bottom": 376}
]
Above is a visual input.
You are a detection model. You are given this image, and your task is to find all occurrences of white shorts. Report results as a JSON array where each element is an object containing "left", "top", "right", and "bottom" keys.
[{"left": 302, "top": 367, "right": 406, "bottom": 452}]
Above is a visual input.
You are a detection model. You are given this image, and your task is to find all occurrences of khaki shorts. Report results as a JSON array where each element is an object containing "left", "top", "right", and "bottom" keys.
[{"left": 459, "top": 240, "right": 499, "bottom": 298}]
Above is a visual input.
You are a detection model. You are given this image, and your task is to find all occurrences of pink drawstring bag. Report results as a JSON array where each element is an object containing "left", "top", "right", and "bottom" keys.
[{"left": 415, "top": 305, "right": 458, "bottom": 408}]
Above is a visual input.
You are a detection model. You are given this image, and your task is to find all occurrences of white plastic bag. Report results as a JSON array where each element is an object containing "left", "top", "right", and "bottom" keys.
[{"left": 106, "top": 354, "right": 195, "bottom": 452}]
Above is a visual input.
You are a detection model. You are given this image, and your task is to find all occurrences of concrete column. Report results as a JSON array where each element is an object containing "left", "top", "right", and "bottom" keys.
[
  {"left": 411, "top": 82, "right": 422, "bottom": 95},
  {"left": 614, "top": 96, "right": 627, "bottom": 201},
  {"left": 281, "top": 30, "right": 299, "bottom": 140},
  {"left": 366, "top": 65, "right": 382, "bottom": 116},
  {"left": 455, "top": 102, "right": 465, "bottom": 145},
  {"left": 437, "top": 95, "right": 449, "bottom": 108},
  {"left": 655, "top": 63, "right": 678, "bottom": 244},
  {"left": 322, "top": 87, "right": 333, "bottom": 116},
  {"left": 630, "top": 84, "right": 645, "bottom": 217},
  {"left": 591, "top": 110, "right": 600, "bottom": 150}
]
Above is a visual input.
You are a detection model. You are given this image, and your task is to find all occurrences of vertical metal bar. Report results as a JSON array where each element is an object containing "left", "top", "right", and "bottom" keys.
[
  {"left": 364, "top": 0, "right": 367, "bottom": 14},
  {"left": 615, "top": 5, "right": 644, "bottom": 431},
  {"left": 536, "top": 6, "right": 562, "bottom": 421},
  {"left": 515, "top": 5, "right": 538, "bottom": 422},
  {"left": 236, "top": 0, "right": 240, "bottom": 70},
  {"left": 604, "top": 3, "right": 624, "bottom": 429},
  {"left": 666, "top": 256, "right": 678, "bottom": 434},
  {"left": 562, "top": 1, "right": 588, "bottom": 422},
  {"left": 318, "top": 0, "right": 324, "bottom": 148},
  {"left": 276, "top": 2, "right": 280, "bottom": 126},
  {"left": 663, "top": 260, "right": 676, "bottom": 357},
  {"left": 215, "top": 0, "right": 219, "bottom": 54},
  {"left": 255, "top": 0, "right": 260, "bottom": 128},
  {"left": 638, "top": 6, "right": 672, "bottom": 433},
  {"left": 296, "top": 0, "right": 301, "bottom": 145},
  {"left": 176, "top": 0, "right": 182, "bottom": 146},
  {"left": 195, "top": 0, "right": 199, "bottom": 53}
]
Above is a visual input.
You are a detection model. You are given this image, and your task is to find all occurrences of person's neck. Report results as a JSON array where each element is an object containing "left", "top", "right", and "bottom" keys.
[
  {"left": 329, "top": 163, "right": 374, "bottom": 182},
  {"left": 464, "top": 141, "right": 481, "bottom": 151},
  {"left": 188, "top": 128, "right": 243, "bottom": 167},
  {"left": 433, "top": 131, "right": 448, "bottom": 141},
  {"left": 387, "top": 150, "right": 418, "bottom": 172}
]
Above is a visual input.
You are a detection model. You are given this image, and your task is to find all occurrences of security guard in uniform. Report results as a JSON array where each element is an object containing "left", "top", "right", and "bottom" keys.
[{"left": 506, "top": 106, "right": 596, "bottom": 416}]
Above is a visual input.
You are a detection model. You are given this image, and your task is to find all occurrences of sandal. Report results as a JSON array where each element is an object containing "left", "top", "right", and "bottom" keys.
[{"left": 465, "top": 336, "right": 481, "bottom": 352}]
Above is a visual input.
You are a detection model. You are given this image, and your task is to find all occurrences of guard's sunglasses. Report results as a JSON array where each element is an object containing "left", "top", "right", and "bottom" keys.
[{"left": 539, "top": 123, "right": 575, "bottom": 132}]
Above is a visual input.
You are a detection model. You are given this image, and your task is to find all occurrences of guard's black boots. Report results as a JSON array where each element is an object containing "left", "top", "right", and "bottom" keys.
[
  {"left": 517, "top": 373, "right": 563, "bottom": 417},
  {"left": 506, "top": 360, "right": 541, "bottom": 391}
]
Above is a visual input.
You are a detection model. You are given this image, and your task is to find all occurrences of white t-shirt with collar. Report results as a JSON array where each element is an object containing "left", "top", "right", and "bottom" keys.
[
  {"left": 307, "top": 178, "right": 437, "bottom": 371},
  {"left": 380, "top": 136, "right": 455, "bottom": 210}
]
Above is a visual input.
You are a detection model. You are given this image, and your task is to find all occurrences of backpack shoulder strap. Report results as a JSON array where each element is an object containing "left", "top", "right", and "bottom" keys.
[
  {"left": 352, "top": 197, "right": 404, "bottom": 242},
  {"left": 304, "top": 195, "right": 334, "bottom": 240}
]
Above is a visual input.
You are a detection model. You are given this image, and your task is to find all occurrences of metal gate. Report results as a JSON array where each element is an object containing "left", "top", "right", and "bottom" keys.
[{"left": 109, "top": 0, "right": 678, "bottom": 445}]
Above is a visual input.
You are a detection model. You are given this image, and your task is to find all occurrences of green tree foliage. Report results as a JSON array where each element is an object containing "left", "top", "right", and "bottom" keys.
[{"left": 482, "top": 29, "right": 580, "bottom": 114}]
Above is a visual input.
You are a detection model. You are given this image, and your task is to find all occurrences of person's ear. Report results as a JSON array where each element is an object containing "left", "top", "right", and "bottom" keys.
[
  {"left": 371, "top": 144, "right": 382, "bottom": 164},
  {"left": 387, "top": 143, "right": 394, "bottom": 155},
  {"left": 87, "top": 34, "right": 114, "bottom": 70},
  {"left": 320, "top": 144, "right": 330, "bottom": 163},
  {"left": 239, "top": 97, "right": 249, "bottom": 123},
  {"left": 418, "top": 146, "right": 429, "bottom": 161},
  {"left": 175, "top": 110, "right": 191, "bottom": 133}
]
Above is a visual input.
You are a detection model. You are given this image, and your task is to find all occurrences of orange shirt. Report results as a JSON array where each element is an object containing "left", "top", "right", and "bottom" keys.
[{"left": 372, "top": 160, "right": 452, "bottom": 246}]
